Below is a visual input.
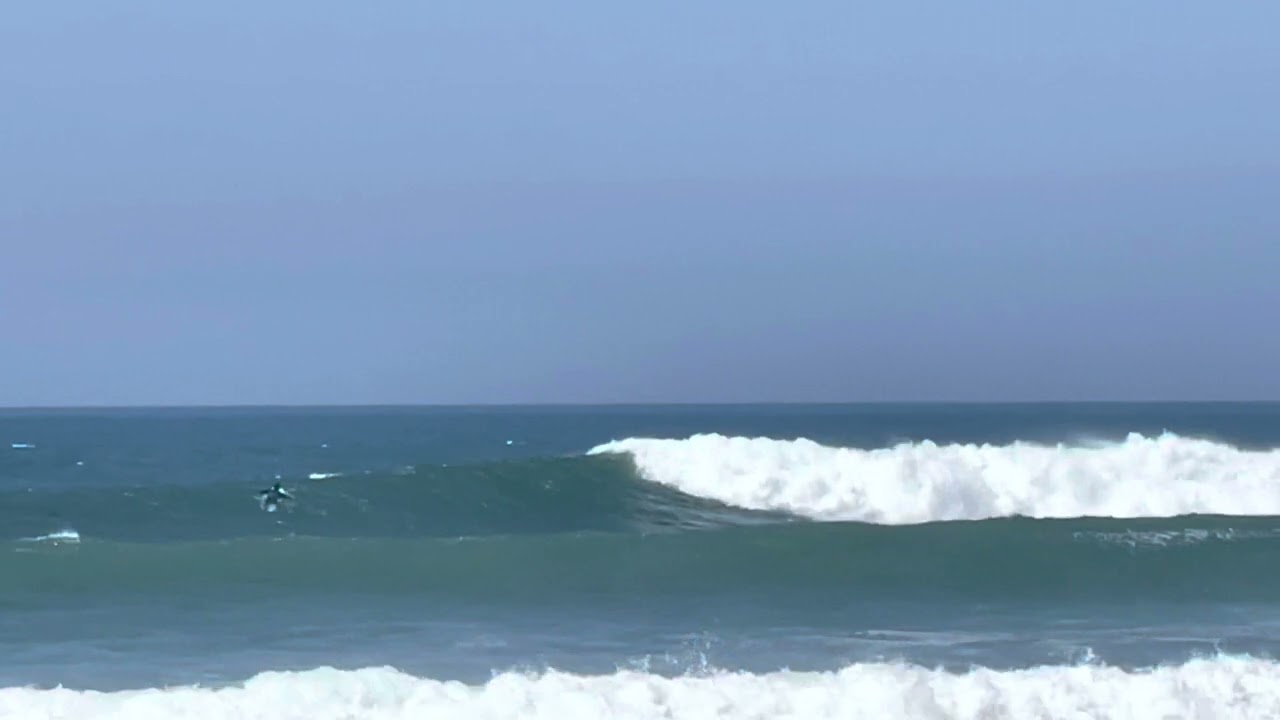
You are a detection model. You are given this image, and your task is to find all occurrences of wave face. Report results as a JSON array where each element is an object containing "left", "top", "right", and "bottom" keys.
[
  {"left": 0, "top": 455, "right": 782, "bottom": 543},
  {"left": 10, "top": 431, "right": 1280, "bottom": 605},
  {"left": 10, "top": 516, "right": 1280, "bottom": 603},
  {"left": 590, "top": 432, "right": 1280, "bottom": 523},
  {"left": 4, "top": 657, "right": 1279, "bottom": 720},
  {"left": 10, "top": 431, "right": 1280, "bottom": 545}
]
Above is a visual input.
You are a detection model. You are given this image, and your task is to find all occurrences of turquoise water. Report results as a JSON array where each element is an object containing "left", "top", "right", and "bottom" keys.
[{"left": 4, "top": 404, "right": 1280, "bottom": 718}]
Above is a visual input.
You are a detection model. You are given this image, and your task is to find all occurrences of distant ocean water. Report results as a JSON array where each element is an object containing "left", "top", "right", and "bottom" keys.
[{"left": 4, "top": 403, "right": 1280, "bottom": 719}]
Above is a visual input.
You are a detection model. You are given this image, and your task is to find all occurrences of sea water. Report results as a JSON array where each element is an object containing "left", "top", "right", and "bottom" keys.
[{"left": 3, "top": 403, "right": 1280, "bottom": 718}]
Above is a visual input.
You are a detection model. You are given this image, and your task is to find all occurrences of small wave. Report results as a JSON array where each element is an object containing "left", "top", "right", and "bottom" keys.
[
  {"left": 307, "top": 472, "right": 342, "bottom": 480},
  {"left": 3, "top": 656, "right": 1278, "bottom": 719},
  {"left": 590, "top": 432, "right": 1280, "bottom": 524},
  {"left": 19, "top": 529, "right": 80, "bottom": 544}
]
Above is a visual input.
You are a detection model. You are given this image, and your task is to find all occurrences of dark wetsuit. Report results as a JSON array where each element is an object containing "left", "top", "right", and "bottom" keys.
[{"left": 259, "top": 482, "right": 294, "bottom": 507}]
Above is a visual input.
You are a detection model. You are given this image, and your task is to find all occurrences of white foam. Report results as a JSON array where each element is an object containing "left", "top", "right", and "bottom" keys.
[
  {"left": 308, "top": 472, "right": 342, "bottom": 480},
  {"left": 588, "top": 432, "right": 1280, "bottom": 524},
  {"left": 20, "top": 529, "right": 80, "bottom": 544},
  {"left": 4, "top": 657, "right": 1280, "bottom": 719}
]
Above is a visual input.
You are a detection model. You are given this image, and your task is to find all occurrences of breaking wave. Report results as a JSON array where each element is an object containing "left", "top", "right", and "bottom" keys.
[
  {"left": 590, "top": 432, "right": 1280, "bottom": 524},
  {"left": 10, "top": 431, "right": 1280, "bottom": 545}
]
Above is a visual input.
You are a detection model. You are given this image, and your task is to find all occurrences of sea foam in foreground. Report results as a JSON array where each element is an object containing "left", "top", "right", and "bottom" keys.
[{"left": 5, "top": 657, "right": 1280, "bottom": 720}]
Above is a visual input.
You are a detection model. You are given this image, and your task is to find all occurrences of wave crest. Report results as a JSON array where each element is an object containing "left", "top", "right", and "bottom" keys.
[{"left": 589, "top": 432, "right": 1280, "bottom": 524}]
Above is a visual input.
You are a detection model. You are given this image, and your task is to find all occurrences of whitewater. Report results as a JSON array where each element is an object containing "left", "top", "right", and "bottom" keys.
[
  {"left": 589, "top": 431, "right": 1280, "bottom": 523},
  {"left": 6, "top": 657, "right": 1279, "bottom": 720}
]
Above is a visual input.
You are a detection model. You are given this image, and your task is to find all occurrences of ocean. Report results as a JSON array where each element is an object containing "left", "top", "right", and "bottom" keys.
[{"left": 3, "top": 403, "right": 1280, "bottom": 719}]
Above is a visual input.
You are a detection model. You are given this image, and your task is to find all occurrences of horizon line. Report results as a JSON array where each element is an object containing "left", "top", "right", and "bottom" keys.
[{"left": 3, "top": 399, "right": 1279, "bottom": 411}]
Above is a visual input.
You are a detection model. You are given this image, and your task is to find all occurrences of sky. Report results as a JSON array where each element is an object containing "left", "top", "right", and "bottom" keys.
[{"left": 2, "top": 1, "right": 1279, "bottom": 405}]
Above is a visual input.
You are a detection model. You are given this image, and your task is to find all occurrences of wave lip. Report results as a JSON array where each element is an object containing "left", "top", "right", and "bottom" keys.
[
  {"left": 589, "top": 432, "right": 1280, "bottom": 524},
  {"left": 4, "top": 656, "right": 1279, "bottom": 720}
]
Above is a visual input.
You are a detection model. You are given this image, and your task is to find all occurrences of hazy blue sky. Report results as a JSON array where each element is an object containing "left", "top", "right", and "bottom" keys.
[{"left": 2, "top": 2, "right": 1278, "bottom": 405}]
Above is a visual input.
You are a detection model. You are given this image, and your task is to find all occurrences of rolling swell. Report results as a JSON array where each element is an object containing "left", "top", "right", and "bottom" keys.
[
  {"left": 9, "top": 516, "right": 1280, "bottom": 603},
  {"left": 1, "top": 455, "right": 784, "bottom": 543}
]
